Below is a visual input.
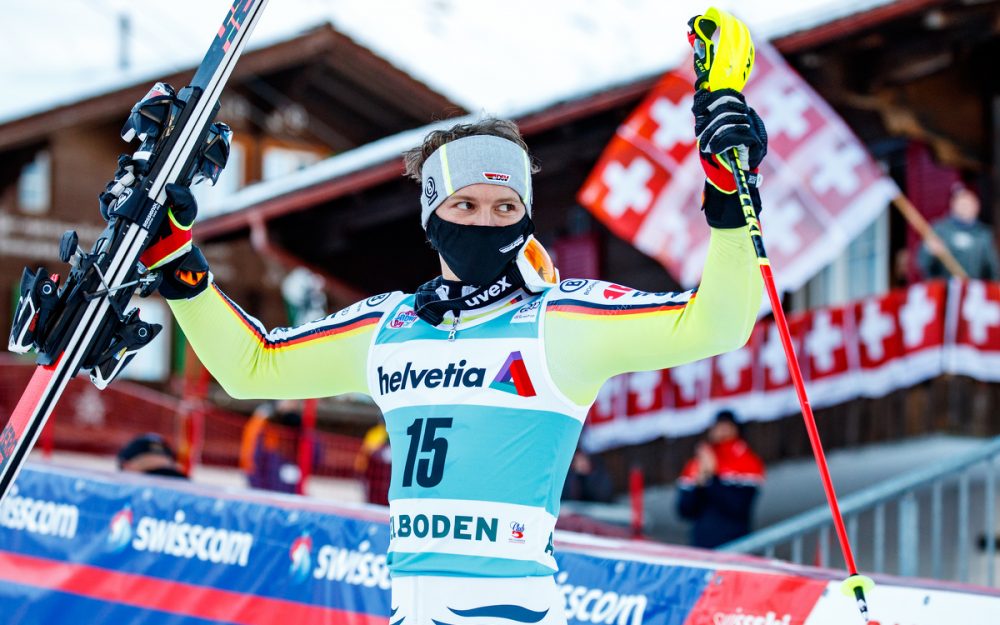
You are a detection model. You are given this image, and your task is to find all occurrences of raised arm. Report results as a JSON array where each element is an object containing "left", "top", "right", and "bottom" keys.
[
  {"left": 544, "top": 228, "right": 761, "bottom": 405},
  {"left": 167, "top": 279, "right": 400, "bottom": 400},
  {"left": 545, "top": 87, "right": 766, "bottom": 406}
]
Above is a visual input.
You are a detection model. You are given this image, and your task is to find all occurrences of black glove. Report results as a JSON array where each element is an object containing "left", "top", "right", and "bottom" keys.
[
  {"left": 158, "top": 245, "right": 211, "bottom": 300},
  {"left": 692, "top": 89, "right": 767, "bottom": 229},
  {"left": 693, "top": 88, "right": 768, "bottom": 177}
]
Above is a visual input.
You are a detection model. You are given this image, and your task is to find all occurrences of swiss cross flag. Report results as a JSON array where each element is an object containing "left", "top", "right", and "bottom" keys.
[
  {"left": 898, "top": 280, "right": 947, "bottom": 355},
  {"left": 853, "top": 293, "right": 904, "bottom": 369},
  {"left": 626, "top": 370, "right": 667, "bottom": 417},
  {"left": 710, "top": 324, "right": 763, "bottom": 399},
  {"left": 760, "top": 317, "right": 806, "bottom": 391},
  {"left": 578, "top": 41, "right": 899, "bottom": 292},
  {"left": 954, "top": 280, "right": 1000, "bottom": 350},
  {"left": 667, "top": 359, "right": 711, "bottom": 410},
  {"left": 803, "top": 306, "right": 852, "bottom": 381},
  {"left": 578, "top": 72, "right": 694, "bottom": 246}
]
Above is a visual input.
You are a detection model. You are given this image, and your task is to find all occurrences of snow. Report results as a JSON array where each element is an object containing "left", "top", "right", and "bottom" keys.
[
  {"left": 1, "top": 0, "right": 900, "bottom": 125},
  {"left": 0, "top": 0, "right": 902, "bottom": 220}
]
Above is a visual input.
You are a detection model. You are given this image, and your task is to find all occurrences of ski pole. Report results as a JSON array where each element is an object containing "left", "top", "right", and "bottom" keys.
[
  {"left": 726, "top": 147, "right": 874, "bottom": 619},
  {"left": 689, "top": 8, "right": 875, "bottom": 621}
]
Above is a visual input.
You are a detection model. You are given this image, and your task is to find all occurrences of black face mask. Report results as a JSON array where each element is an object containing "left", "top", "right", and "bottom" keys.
[{"left": 426, "top": 213, "right": 535, "bottom": 286}]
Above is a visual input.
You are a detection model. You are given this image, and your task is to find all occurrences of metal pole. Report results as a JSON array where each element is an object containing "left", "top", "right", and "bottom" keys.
[
  {"left": 819, "top": 526, "right": 830, "bottom": 568},
  {"left": 899, "top": 492, "right": 919, "bottom": 577},
  {"left": 931, "top": 481, "right": 943, "bottom": 579},
  {"left": 792, "top": 535, "right": 804, "bottom": 565},
  {"left": 986, "top": 459, "right": 996, "bottom": 586},
  {"left": 848, "top": 515, "right": 859, "bottom": 556},
  {"left": 959, "top": 473, "right": 971, "bottom": 583},
  {"left": 874, "top": 504, "right": 885, "bottom": 573}
]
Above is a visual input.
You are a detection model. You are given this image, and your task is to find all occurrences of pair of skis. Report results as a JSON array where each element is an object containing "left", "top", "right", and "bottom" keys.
[{"left": 0, "top": 0, "right": 269, "bottom": 501}]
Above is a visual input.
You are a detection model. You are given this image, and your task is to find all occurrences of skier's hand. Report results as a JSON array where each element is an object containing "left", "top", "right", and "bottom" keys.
[
  {"left": 139, "top": 183, "right": 198, "bottom": 270},
  {"left": 158, "top": 244, "right": 210, "bottom": 300},
  {"left": 693, "top": 89, "right": 767, "bottom": 229},
  {"left": 692, "top": 88, "right": 767, "bottom": 193}
]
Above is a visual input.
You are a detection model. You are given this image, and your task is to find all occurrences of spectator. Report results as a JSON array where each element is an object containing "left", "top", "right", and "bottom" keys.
[
  {"left": 676, "top": 410, "right": 764, "bottom": 549},
  {"left": 562, "top": 449, "right": 614, "bottom": 503},
  {"left": 239, "top": 399, "right": 308, "bottom": 493},
  {"left": 117, "top": 433, "right": 186, "bottom": 479},
  {"left": 918, "top": 183, "right": 1000, "bottom": 280},
  {"left": 354, "top": 423, "right": 391, "bottom": 506}
]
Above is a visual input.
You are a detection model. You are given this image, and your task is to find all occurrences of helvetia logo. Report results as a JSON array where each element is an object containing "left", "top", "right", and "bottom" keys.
[
  {"left": 378, "top": 360, "right": 486, "bottom": 395},
  {"left": 490, "top": 351, "right": 536, "bottom": 397},
  {"left": 107, "top": 507, "right": 134, "bottom": 552},
  {"left": 289, "top": 534, "right": 313, "bottom": 583}
]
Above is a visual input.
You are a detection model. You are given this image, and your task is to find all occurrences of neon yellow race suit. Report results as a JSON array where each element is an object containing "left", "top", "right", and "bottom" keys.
[{"left": 167, "top": 227, "right": 762, "bottom": 577}]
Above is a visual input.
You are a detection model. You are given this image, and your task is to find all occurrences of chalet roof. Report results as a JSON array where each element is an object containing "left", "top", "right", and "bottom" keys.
[
  {"left": 194, "top": 0, "right": 935, "bottom": 235},
  {"left": 2, "top": 0, "right": 907, "bottom": 126},
  {"left": 0, "top": 23, "right": 459, "bottom": 152}
]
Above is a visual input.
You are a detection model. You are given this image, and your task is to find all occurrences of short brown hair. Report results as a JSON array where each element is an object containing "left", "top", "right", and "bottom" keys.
[{"left": 402, "top": 117, "right": 540, "bottom": 182}]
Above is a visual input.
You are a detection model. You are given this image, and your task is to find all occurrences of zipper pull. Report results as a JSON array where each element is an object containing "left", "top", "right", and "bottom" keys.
[{"left": 448, "top": 314, "right": 460, "bottom": 341}]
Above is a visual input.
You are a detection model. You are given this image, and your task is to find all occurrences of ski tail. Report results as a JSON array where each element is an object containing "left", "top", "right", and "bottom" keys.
[
  {"left": 0, "top": 363, "right": 59, "bottom": 496},
  {"left": 0, "top": 0, "right": 270, "bottom": 505}
]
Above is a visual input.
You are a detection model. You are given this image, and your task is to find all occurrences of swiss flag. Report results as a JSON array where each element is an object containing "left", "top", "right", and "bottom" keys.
[
  {"left": 853, "top": 292, "right": 904, "bottom": 369},
  {"left": 626, "top": 370, "right": 667, "bottom": 417},
  {"left": 761, "top": 317, "right": 807, "bottom": 391},
  {"left": 954, "top": 280, "right": 1000, "bottom": 350},
  {"left": 667, "top": 359, "right": 711, "bottom": 410},
  {"left": 710, "top": 324, "right": 763, "bottom": 399},
  {"left": 577, "top": 145, "right": 674, "bottom": 243},
  {"left": 803, "top": 306, "right": 852, "bottom": 381},
  {"left": 578, "top": 41, "right": 899, "bottom": 294},
  {"left": 899, "top": 280, "right": 947, "bottom": 355}
]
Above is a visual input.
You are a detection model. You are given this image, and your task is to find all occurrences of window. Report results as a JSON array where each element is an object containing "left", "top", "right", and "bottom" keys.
[
  {"left": 17, "top": 151, "right": 51, "bottom": 214},
  {"left": 791, "top": 207, "right": 890, "bottom": 310},
  {"left": 262, "top": 146, "right": 322, "bottom": 181}
]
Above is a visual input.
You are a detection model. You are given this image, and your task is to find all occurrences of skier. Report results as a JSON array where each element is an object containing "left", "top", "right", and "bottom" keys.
[{"left": 144, "top": 87, "right": 767, "bottom": 622}]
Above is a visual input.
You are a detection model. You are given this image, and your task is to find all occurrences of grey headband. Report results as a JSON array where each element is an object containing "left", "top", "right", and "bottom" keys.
[{"left": 419, "top": 135, "right": 533, "bottom": 228}]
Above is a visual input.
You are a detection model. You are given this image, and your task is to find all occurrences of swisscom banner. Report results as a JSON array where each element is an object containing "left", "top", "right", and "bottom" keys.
[{"left": 2, "top": 464, "right": 998, "bottom": 624}]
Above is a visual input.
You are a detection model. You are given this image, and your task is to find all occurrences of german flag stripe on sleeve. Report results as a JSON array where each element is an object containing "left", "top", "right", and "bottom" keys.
[
  {"left": 212, "top": 284, "right": 383, "bottom": 350},
  {"left": 546, "top": 296, "right": 695, "bottom": 316},
  {"left": 543, "top": 280, "right": 697, "bottom": 317}
]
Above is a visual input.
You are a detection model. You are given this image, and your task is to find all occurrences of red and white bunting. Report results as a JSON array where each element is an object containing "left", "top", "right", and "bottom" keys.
[
  {"left": 581, "top": 279, "right": 990, "bottom": 453},
  {"left": 577, "top": 41, "right": 900, "bottom": 292},
  {"left": 945, "top": 280, "right": 1000, "bottom": 381}
]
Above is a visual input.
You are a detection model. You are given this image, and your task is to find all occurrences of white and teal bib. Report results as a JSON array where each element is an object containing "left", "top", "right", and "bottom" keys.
[{"left": 366, "top": 292, "right": 587, "bottom": 577}]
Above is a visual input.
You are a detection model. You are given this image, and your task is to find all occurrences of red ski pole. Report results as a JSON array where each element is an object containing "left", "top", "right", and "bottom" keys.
[{"left": 689, "top": 7, "right": 875, "bottom": 621}]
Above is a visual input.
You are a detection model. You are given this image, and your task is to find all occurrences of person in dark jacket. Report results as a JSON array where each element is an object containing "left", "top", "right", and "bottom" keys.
[
  {"left": 676, "top": 410, "right": 764, "bottom": 549},
  {"left": 918, "top": 183, "right": 999, "bottom": 280}
]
